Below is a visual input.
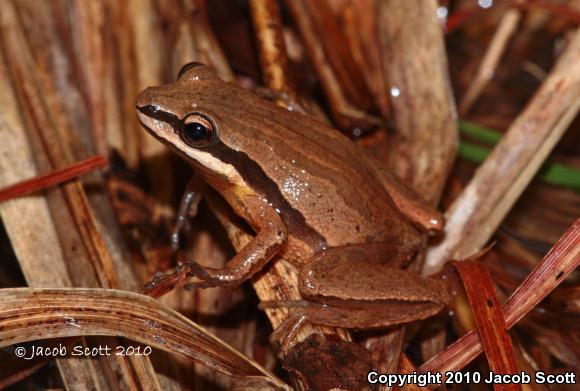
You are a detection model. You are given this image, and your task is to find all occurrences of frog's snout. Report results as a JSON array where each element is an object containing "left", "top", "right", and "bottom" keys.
[{"left": 135, "top": 86, "right": 158, "bottom": 110}]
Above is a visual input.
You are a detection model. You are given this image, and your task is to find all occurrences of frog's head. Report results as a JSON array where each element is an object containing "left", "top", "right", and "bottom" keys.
[{"left": 135, "top": 62, "right": 253, "bottom": 187}]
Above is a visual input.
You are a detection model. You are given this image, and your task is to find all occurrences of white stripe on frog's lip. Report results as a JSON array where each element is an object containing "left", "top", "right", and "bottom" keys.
[
  {"left": 183, "top": 147, "right": 248, "bottom": 188},
  {"left": 136, "top": 110, "right": 248, "bottom": 189}
]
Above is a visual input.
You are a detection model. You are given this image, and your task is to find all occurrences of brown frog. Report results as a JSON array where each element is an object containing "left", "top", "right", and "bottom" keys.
[{"left": 136, "top": 63, "right": 450, "bottom": 350}]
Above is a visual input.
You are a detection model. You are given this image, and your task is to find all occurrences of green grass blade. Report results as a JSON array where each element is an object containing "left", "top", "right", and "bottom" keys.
[{"left": 458, "top": 121, "right": 580, "bottom": 192}]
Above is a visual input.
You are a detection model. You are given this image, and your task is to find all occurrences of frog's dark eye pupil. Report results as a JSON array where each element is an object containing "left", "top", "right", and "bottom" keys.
[
  {"left": 180, "top": 114, "right": 215, "bottom": 147},
  {"left": 184, "top": 122, "right": 208, "bottom": 141}
]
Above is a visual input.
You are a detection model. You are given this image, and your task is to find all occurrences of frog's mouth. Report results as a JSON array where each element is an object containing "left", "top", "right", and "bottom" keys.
[{"left": 135, "top": 104, "right": 186, "bottom": 152}]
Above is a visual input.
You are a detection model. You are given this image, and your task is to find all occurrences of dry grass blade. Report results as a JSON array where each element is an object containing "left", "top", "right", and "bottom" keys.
[
  {"left": 0, "top": 288, "right": 288, "bottom": 389},
  {"left": 420, "top": 218, "right": 580, "bottom": 374},
  {"left": 425, "top": 25, "right": 580, "bottom": 275},
  {"left": 249, "top": 0, "right": 293, "bottom": 97},
  {"left": 0, "top": 1, "right": 165, "bottom": 386},
  {"left": 0, "top": 155, "right": 107, "bottom": 202},
  {"left": 284, "top": 0, "right": 380, "bottom": 130},
  {"left": 459, "top": 5, "right": 522, "bottom": 115},
  {"left": 395, "top": 354, "right": 426, "bottom": 391},
  {"left": 377, "top": 0, "right": 458, "bottom": 205},
  {"left": 453, "top": 261, "right": 520, "bottom": 391},
  {"left": 342, "top": 0, "right": 390, "bottom": 121}
]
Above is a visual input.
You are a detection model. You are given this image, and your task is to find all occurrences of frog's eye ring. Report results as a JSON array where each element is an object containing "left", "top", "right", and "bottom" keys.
[{"left": 181, "top": 114, "right": 216, "bottom": 148}]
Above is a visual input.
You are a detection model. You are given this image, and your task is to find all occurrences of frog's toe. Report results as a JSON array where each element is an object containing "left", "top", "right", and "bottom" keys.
[{"left": 268, "top": 311, "right": 308, "bottom": 356}]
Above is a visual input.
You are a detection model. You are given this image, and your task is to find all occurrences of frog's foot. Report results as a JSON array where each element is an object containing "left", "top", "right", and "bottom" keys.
[
  {"left": 144, "top": 261, "right": 243, "bottom": 293},
  {"left": 143, "top": 262, "right": 193, "bottom": 298},
  {"left": 269, "top": 310, "right": 309, "bottom": 355}
]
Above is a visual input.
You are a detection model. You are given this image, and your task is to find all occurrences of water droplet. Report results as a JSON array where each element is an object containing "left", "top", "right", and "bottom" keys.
[
  {"left": 390, "top": 87, "right": 400, "bottom": 97},
  {"left": 436, "top": 6, "right": 448, "bottom": 21},
  {"left": 478, "top": 0, "right": 493, "bottom": 8}
]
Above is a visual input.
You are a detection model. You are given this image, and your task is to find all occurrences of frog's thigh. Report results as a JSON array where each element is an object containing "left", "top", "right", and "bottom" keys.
[
  {"left": 298, "top": 243, "right": 449, "bottom": 304},
  {"left": 290, "top": 302, "right": 444, "bottom": 330},
  {"left": 268, "top": 300, "right": 444, "bottom": 351}
]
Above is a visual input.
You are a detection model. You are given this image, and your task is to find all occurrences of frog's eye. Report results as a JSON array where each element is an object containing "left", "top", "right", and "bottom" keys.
[{"left": 181, "top": 114, "right": 216, "bottom": 148}]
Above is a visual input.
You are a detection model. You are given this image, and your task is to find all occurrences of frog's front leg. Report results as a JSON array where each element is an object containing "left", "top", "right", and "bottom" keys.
[
  {"left": 185, "top": 203, "right": 287, "bottom": 288},
  {"left": 263, "top": 243, "right": 450, "bottom": 352},
  {"left": 171, "top": 176, "right": 204, "bottom": 251}
]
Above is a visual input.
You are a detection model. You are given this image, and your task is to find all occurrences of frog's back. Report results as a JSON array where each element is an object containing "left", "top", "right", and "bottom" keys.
[{"left": 208, "top": 84, "right": 420, "bottom": 254}]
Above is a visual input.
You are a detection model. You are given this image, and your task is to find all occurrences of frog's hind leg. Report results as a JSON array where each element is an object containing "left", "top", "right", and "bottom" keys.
[
  {"left": 260, "top": 299, "right": 446, "bottom": 355},
  {"left": 298, "top": 244, "right": 450, "bottom": 305},
  {"left": 259, "top": 302, "right": 311, "bottom": 353},
  {"left": 364, "top": 155, "right": 445, "bottom": 232},
  {"left": 261, "top": 242, "right": 450, "bottom": 354}
]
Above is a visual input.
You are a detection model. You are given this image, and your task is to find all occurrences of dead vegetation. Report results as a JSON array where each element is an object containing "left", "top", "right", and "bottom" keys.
[{"left": 0, "top": 1, "right": 578, "bottom": 390}]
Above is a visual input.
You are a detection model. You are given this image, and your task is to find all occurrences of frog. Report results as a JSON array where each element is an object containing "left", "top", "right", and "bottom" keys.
[{"left": 135, "top": 62, "right": 450, "bottom": 351}]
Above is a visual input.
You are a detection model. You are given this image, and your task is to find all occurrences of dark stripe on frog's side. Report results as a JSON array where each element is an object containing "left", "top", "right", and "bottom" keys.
[
  {"left": 137, "top": 105, "right": 328, "bottom": 252},
  {"left": 206, "top": 143, "right": 328, "bottom": 251}
]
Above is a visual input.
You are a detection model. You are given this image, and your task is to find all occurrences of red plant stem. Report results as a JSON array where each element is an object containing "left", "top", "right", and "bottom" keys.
[
  {"left": 420, "top": 218, "right": 580, "bottom": 374},
  {"left": 445, "top": 7, "right": 485, "bottom": 34},
  {"left": 0, "top": 155, "right": 108, "bottom": 202},
  {"left": 453, "top": 261, "right": 520, "bottom": 391}
]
